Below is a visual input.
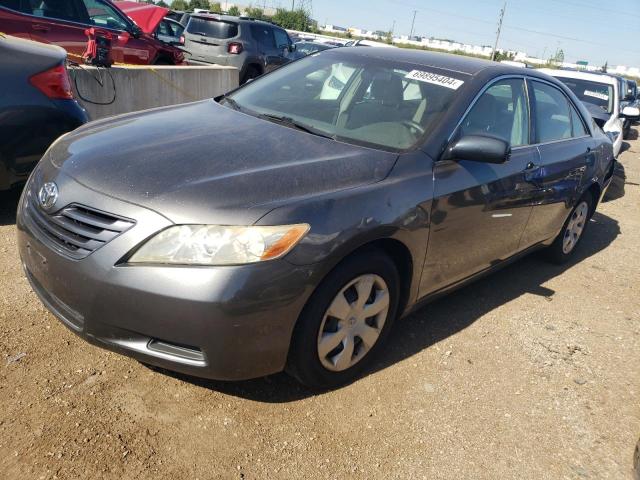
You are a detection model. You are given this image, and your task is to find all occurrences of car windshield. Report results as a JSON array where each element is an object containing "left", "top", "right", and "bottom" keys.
[
  {"left": 557, "top": 78, "right": 614, "bottom": 114},
  {"left": 186, "top": 17, "right": 237, "bottom": 38},
  {"left": 297, "top": 43, "right": 330, "bottom": 54},
  {"left": 226, "top": 55, "right": 464, "bottom": 151}
]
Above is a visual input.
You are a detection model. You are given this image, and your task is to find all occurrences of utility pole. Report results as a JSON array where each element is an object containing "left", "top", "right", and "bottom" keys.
[
  {"left": 409, "top": 10, "right": 417, "bottom": 39},
  {"left": 291, "top": 0, "right": 295, "bottom": 10},
  {"left": 391, "top": 20, "right": 396, "bottom": 36},
  {"left": 490, "top": 2, "right": 506, "bottom": 61}
]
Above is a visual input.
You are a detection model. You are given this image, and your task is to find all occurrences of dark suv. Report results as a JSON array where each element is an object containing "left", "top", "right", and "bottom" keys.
[{"left": 183, "top": 14, "right": 294, "bottom": 83}]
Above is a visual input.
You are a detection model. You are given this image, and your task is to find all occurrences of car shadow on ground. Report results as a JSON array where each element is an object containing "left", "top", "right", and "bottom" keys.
[
  {"left": 153, "top": 210, "right": 621, "bottom": 402},
  {"left": 0, "top": 186, "right": 22, "bottom": 226}
]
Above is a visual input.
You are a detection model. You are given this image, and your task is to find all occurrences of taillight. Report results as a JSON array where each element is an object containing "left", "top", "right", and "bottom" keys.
[
  {"left": 29, "top": 64, "right": 73, "bottom": 100},
  {"left": 228, "top": 42, "right": 243, "bottom": 54}
]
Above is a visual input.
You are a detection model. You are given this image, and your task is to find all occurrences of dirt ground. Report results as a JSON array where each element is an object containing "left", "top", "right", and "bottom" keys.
[{"left": 0, "top": 129, "right": 639, "bottom": 480}]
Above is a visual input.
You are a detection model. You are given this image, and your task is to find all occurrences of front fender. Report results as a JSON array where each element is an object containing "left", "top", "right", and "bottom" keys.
[{"left": 256, "top": 151, "right": 435, "bottom": 309}]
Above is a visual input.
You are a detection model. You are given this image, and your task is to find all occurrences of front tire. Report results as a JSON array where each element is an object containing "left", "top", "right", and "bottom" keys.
[
  {"left": 546, "top": 193, "right": 593, "bottom": 264},
  {"left": 286, "top": 250, "right": 400, "bottom": 389}
]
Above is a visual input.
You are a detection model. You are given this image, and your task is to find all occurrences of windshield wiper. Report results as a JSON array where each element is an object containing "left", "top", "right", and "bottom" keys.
[
  {"left": 220, "top": 96, "right": 241, "bottom": 111},
  {"left": 259, "top": 114, "right": 336, "bottom": 140}
]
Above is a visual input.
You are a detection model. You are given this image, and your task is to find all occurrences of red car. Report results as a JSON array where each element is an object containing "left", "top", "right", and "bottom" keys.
[{"left": 0, "top": 0, "right": 184, "bottom": 65}]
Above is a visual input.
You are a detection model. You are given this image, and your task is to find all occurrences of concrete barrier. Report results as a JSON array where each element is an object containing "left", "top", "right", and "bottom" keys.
[{"left": 69, "top": 64, "right": 239, "bottom": 120}]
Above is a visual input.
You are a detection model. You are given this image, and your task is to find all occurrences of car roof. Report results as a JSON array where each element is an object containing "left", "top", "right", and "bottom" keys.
[
  {"left": 189, "top": 13, "right": 278, "bottom": 27},
  {"left": 537, "top": 68, "right": 617, "bottom": 86},
  {"left": 321, "top": 47, "right": 554, "bottom": 78}
]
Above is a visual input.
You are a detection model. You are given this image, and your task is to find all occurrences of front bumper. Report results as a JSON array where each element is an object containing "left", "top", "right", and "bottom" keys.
[{"left": 17, "top": 173, "right": 319, "bottom": 381}]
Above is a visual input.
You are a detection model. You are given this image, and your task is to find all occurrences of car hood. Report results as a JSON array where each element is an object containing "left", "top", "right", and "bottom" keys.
[
  {"left": 115, "top": 1, "right": 168, "bottom": 34},
  {"left": 45, "top": 100, "right": 398, "bottom": 225}
]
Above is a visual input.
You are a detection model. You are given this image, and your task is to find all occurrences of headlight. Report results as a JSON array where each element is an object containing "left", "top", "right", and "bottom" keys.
[{"left": 128, "top": 224, "right": 310, "bottom": 266}]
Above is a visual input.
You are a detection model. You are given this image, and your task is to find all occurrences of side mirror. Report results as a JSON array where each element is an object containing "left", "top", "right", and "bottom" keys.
[
  {"left": 445, "top": 135, "right": 511, "bottom": 164},
  {"left": 129, "top": 25, "right": 143, "bottom": 38},
  {"left": 622, "top": 105, "right": 640, "bottom": 118},
  {"left": 289, "top": 44, "right": 296, "bottom": 52}
]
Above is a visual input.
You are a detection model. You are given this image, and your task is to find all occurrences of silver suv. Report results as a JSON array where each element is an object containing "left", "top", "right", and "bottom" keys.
[{"left": 183, "top": 14, "right": 294, "bottom": 84}]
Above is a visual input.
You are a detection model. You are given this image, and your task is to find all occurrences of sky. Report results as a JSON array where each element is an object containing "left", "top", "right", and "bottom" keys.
[{"left": 300, "top": 0, "right": 640, "bottom": 67}]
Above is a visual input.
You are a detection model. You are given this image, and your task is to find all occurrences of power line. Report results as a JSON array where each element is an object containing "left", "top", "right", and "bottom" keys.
[{"left": 387, "top": 1, "right": 640, "bottom": 56}]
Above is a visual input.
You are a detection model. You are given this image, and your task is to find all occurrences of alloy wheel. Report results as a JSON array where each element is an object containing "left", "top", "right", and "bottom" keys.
[{"left": 562, "top": 201, "right": 589, "bottom": 254}]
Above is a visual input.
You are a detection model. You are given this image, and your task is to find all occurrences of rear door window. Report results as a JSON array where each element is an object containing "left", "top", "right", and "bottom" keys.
[
  {"left": 570, "top": 105, "right": 588, "bottom": 137},
  {"left": 530, "top": 81, "right": 572, "bottom": 143},
  {"left": 187, "top": 17, "right": 238, "bottom": 38},
  {"left": 273, "top": 28, "right": 290, "bottom": 50},
  {"left": 22, "top": 0, "right": 90, "bottom": 23},
  {"left": 251, "top": 24, "right": 276, "bottom": 50}
]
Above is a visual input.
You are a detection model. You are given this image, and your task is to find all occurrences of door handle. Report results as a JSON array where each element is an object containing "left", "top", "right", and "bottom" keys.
[
  {"left": 524, "top": 161, "right": 539, "bottom": 172},
  {"left": 32, "top": 24, "right": 50, "bottom": 32}
]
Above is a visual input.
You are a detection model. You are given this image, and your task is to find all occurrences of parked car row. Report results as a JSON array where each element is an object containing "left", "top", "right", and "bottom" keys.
[
  {"left": 538, "top": 68, "right": 640, "bottom": 158},
  {"left": 15, "top": 47, "right": 619, "bottom": 388},
  {"left": 0, "top": 0, "right": 332, "bottom": 84}
]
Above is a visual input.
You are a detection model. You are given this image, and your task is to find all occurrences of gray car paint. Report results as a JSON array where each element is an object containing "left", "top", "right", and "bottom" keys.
[{"left": 17, "top": 48, "right": 615, "bottom": 381}]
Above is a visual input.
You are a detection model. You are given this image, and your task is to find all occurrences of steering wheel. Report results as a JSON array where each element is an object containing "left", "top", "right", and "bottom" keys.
[{"left": 401, "top": 120, "right": 426, "bottom": 135}]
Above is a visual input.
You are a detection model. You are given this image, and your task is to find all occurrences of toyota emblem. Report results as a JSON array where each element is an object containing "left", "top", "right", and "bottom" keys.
[{"left": 38, "top": 182, "right": 59, "bottom": 210}]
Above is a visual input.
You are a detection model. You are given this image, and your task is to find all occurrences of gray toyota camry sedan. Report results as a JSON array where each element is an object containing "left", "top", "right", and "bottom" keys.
[{"left": 17, "top": 48, "right": 615, "bottom": 388}]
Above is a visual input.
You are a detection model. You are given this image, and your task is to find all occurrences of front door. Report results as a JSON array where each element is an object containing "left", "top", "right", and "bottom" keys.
[{"left": 421, "top": 77, "right": 538, "bottom": 294}]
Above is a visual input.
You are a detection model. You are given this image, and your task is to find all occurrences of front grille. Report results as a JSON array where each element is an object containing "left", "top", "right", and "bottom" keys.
[{"left": 25, "top": 190, "right": 134, "bottom": 259}]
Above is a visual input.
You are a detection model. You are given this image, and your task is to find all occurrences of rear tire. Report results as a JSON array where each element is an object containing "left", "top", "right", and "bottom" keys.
[
  {"left": 546, "top": 193, "right": 594, "bottom": 264},
  {"left": 286, "top": 249, "right": 400, "bottom": 389},
  {"left": 241, "top": 66, "right": 261, "bottom": 85}
]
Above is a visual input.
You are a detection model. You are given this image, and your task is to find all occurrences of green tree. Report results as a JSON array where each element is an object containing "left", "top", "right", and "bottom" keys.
[
  {"left": 245, "top": 6, "right": 266, "bottom": 19},
  {"left": 190, "top": 0, "right": 211, "bottom": 10},
  {"left": 170, "top": 0, "right": 187, "bottom": 10},
  {"left": 384, "top": 31, "right": 393, "bottom": 45},
  {"left": 493, "top": 51, "right": 514, "bottom": 62},
  {"left": 157, "top": 0, "right": 169, "bottom": 6},
  {"left": 210, "top": 1, "right": 222, "bottom": 13},
  {"left": 228, "top": 5, "right": 241, "bottom": 16},
  {"left": 271, "top": 8, "right": 311, "bottom": 31}
]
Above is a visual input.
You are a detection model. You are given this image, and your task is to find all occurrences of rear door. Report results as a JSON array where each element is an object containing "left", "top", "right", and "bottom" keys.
[
  {"left": 0, "top": 1, "right": 37, "bottom": 40},
  {"left": 17, "top": 0, "right": 90, "bottom": 60},
  {"left": 251, "top": 24, "right": 279, "bottom": 72},
  {"left": 421, "top": 77, "right": 539, "bottom": 294},
  {"left": 271, "top": 27, "right": 292, "bottom": 69},
  {"left": 519, "top": 79, "right": 595, "bottom": 248}
]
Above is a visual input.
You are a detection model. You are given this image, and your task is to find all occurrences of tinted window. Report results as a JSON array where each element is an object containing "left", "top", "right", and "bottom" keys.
[
  {"left": 251, "top": 25, "right": 276, "bottom": 49},
  {"left": 83, "top": 0, "right": 128, "bottom": 30},
  {"left": 186, "top": 17, "right": 238, "bottom": 38},
  {"left": 273, "top": 28, "right": 290, "bottom": 49},
  {"left": 570, "top": 105, "right": 587, "bottom": 137},
  {"left": 461, "top": 78, "right": 530, "bottom": 147},
  {"left": 228, "top": 56, "right": 460, "bottom": 151},
  {"left": 22, "top": 0, "right": 89, "bottom": 23},
  {"left": 158, "top": 19, "right": 183, "bottom": 37},
  {"left": 0, "top": 0, "right": 22, "bottom": 11},
  {"left": 531, "top": 81, "right": 571, "bottom": 143}
]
